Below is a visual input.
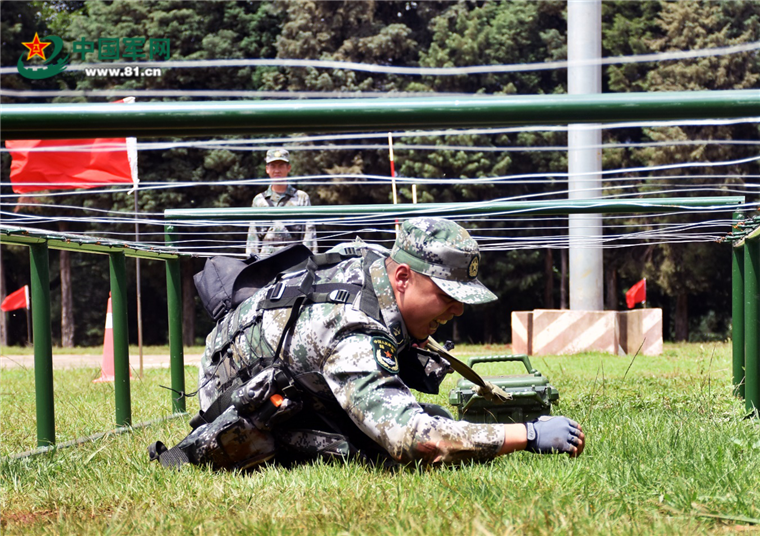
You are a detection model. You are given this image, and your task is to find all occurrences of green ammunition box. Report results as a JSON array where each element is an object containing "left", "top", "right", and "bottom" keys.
[{"left": 448, "top": 355, "right": 559, "bottom": 424}]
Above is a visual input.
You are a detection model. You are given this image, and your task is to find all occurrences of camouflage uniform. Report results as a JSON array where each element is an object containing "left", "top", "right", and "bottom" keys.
[
  {"left": 245, "top": 185, "right": 317, "bottom": 257},
  {"left": 200, "top": 218, "right": 503, "bottom": 464}
]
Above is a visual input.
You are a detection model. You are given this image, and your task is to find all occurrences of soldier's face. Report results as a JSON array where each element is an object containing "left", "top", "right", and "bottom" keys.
[
  {"left": 397, "top": 269, "right": 465, "bottom": 340},
  {"left": 266, "top": 160, "right": 291, "bottom": 179}
]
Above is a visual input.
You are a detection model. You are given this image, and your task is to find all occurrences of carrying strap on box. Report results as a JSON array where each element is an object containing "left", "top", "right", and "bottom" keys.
[{"left": 427, "top": 337, "right": 513, "bottom": 403}]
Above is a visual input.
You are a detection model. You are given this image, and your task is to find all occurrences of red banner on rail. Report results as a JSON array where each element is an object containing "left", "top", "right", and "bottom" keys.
[{"left": 5, "top": 98, "right": 138, "bottom": 194}]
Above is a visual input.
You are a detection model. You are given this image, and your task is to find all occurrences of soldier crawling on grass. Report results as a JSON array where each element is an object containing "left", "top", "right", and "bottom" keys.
[{"left": 151, "top": 217, "right": 585, "bottom": 470}]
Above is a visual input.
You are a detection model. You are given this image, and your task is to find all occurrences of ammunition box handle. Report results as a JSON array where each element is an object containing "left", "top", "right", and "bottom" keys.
[
  {"left": 458, "top": 389, "right": 551, "bottom": 408},
  {"left": 467, "top": 354, "right": 538, "bottom": 375},
  {"left": 510, "top": 390, "right": 551, "bottom": 407}
]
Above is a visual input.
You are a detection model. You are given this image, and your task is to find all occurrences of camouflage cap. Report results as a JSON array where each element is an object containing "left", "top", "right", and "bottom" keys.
[
  {"left": 265, "top": 148, "right": 290, "bottom": 163},
  {"left": 390, "top": 217, "right": 497, "bottom": 305}
]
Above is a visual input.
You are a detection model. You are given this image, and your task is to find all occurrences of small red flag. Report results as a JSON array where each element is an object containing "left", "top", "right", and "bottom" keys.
[
  {"left": 5, "top": 98, "right": 138, "bottom": 194},
  {"left": 626, "top": 279, "right": 646, "bottom": 309},
  {"left": 1, "top": 285, "right": 30, "bottom": 312}
]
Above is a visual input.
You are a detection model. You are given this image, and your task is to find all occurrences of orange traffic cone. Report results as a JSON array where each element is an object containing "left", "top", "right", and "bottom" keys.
[{"left": 93, "top": 293, "right": 131, "bottom": 383}]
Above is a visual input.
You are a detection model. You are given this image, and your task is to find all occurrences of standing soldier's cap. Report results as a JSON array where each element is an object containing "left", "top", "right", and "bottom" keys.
[
  {"left": 391, "top": 217, "right": 498, "bottom": 304},
  {"left": 265, "top": 148, "right": 290, "bottom": 163}
]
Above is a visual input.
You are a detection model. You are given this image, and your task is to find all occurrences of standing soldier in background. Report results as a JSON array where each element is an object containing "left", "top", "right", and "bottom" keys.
[{"left": 245, "top": 148, "right": 317, "bottom": 257}]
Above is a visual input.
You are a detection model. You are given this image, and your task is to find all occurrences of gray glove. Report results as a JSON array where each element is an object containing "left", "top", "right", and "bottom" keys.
[{"left": 525, "top": 416, "right": 582, "bottom": 454}]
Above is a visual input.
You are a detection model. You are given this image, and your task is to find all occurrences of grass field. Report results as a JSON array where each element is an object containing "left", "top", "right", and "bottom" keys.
[{"left": 2, "top": 342, "right": 759, "bottom": 534}]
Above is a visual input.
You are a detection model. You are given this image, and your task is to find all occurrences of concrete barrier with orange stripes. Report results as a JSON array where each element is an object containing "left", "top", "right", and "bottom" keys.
[{"left": 512, "top": 308, "right": 662, "bottom": 356}]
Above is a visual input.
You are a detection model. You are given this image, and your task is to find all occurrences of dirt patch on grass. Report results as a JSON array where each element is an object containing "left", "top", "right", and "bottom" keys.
[{"left": 2, "top": 509, "right": 58, "bottom": 528}]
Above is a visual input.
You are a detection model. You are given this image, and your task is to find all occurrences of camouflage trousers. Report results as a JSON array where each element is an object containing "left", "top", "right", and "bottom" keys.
[
  {"left": 165, "top": 362, "right": 361, "bottom": 471},
  {"left": 173, "top": 407, "right": 358, "bottom": 471}
]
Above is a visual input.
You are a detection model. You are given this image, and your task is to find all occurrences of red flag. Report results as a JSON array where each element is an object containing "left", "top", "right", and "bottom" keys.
[
  {"left": 626, "top": 279, "right": 646, "bottom": 309},
  {"left": 6, "top": 138, "right": 134, "bottom": 193},
  {"left": 5, "top": 98, "right": 138, "bottom": 194},
  {"left": 1, "top": 285, "right": 30, "bottom": 312}
]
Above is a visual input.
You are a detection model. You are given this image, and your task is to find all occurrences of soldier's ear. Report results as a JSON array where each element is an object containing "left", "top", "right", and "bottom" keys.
[{"left": 392, "top": 263, "right": 412, "bottom": 293}]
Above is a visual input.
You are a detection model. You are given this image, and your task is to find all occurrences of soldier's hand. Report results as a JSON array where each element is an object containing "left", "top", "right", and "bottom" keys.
[{"left": 525, "top": 416, "right": 584, "bottom": 457}]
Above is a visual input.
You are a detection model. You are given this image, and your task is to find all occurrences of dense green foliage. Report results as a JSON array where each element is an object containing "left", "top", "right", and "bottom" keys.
[
  {"left": 1, "top": 1, "right": 759, "bottom": 346},
  {"left": 2, "top": 343, "right": 760, "bottom": 534}
]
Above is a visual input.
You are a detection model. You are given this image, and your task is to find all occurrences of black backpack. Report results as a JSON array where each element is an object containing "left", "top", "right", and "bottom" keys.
[{"left": 193, "top": 244, "right": 313, "bottom": 321}]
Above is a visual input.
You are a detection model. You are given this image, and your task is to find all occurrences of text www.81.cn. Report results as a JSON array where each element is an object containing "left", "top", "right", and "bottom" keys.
[{"left": 84, "top": 66, "right": 162, "bottom": 77}]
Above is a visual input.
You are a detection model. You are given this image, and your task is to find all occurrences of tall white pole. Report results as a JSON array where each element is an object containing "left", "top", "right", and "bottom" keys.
[{"left": 568, "top": 0, "right": 604, "bottom": 311}]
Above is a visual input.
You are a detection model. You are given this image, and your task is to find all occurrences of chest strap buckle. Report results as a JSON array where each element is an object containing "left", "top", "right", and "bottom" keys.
[
  {"left": 328, "top": 289, "right": 351, "bottom": 304},
  {"left": 268, "top": 282, "right": 286, "bottom": 301}
]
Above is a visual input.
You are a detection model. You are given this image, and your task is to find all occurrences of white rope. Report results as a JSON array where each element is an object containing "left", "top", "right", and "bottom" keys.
[
  {"left": 4, "top": 150, "right": 758, "bottom": 198},
  {"left": 4, "top": 137, "right": 760, "bottom": 155}
]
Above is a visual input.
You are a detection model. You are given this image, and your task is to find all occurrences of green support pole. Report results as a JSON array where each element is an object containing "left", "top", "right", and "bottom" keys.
[
  {"left": 732, "top": 212, "right": 745, "bottom": 398},
  {"left": 109, "top": 252, "right": 132, "bottom": 427},
  {"left": 744, "top": 235, "right": 760, "bottom": 414},
  {"left": 29, "top": 242, "right": 55, "bottom": 447},
  {"left": 165, "top": 226, "right": 185, "bottom": 413}
]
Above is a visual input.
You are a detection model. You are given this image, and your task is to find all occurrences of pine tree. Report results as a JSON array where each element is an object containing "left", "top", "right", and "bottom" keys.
[
  {"left": 265, "top": 0, "right": 446, "bottom": 209},
  {"left": 612, "top": 0, "right": 760, "bottom": 340}
]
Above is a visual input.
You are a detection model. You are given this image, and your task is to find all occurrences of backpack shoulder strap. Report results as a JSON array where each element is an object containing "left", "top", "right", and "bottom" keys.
[
  {"left": 259, "top": 248, "right": 366, "bottom": 310},
  {"left": 358, "top": 249, "right": 383, "bottom": 321}
]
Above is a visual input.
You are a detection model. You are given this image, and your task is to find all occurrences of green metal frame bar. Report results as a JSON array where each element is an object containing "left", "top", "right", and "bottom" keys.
[
  {"left": 732, "top": 235, "right": 745, "bottom": 398},
  {"left": 2, "top": 225, "right": 188, "bottom": 445},
  {"left": 30, "top": 242, "right": 55, "bottom": 447},
  {"left": 165, "top": 259, "right": 185, "bottom": 413},
  {"left": 165, "top": 196, "right": 745, "bottom": 222},
  {"left": 745, "top": 235, "right": 760, "bottom": 413},
  {"left": 109, "top": 252, "right": 132, "bottom": 426},
  {"left": 165, "top": 227, "right": 185, "bottom": 413},
  {"left": 0, "top": 226, "right": 179, "bottom": 260},
  {"left": 2, "top": 90, "right": 758, "bottom": 140}
]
